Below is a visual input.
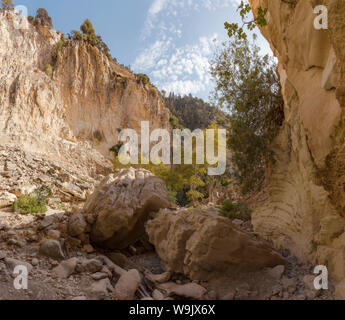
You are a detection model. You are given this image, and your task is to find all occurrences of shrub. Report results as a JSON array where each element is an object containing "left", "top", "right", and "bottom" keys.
[
  {"left": 44, "top": 64, "right": 53, "bottom": 78},
  {"left": 218, "top": 199, "right": 251, "bottom": 221},
  {"left": 1, "top": 0, "right": 14, "bottom": 9},
  {"left": 56, "top": 38, "right": 66, "bottom": 55},
  {"left": 12, "top": 186, "right": 52, "bottom": 215},
  {"left": 109, "top": 143, "right": 124, "bottom": 157},
  {"left": 210, "top": 36, "right": 284, "bottom": 194},
  {"left": 136, "top": 73, "right": 150, "bottom": 86},
  {"left": 27, "top": 15, "right": 35, "bottom": 25},
  {"left": 35, "top": 8, "right": 53, "bottom": 28}
]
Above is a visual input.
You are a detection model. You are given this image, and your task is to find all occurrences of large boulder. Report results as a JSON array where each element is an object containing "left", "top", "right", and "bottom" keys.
[
  {"left": 83, "top": 168, "right": 169, "bottom": 249},
  {"left": 146, "top": 208, "right": 286, "bottom": 280}
]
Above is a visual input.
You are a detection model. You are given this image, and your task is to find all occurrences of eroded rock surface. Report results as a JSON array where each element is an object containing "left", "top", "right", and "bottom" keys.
[
  {"left": 81, "top": 168, "right": 170, "bottom": 249},
  {"left": 146, "top": 208, "right": 286, "bottom": 280},
  {"left": 249, "top": 0, "right": 345, "bottom": 291}
]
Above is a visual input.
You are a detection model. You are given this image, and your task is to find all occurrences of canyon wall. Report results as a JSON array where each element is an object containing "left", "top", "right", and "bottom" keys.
[
  {"left": 0, "top": 10, "right": 170, "bottom": 176},
  {"left": 249, "top": 0, "right": 345, "bottom": 288}
]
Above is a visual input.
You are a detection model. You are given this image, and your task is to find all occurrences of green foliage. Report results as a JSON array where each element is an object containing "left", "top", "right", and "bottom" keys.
[
  {"left": 224, "top": 0, "right": 267, "bottom": 40},
  {"left": 12, "top": 187, "right": 52, "bottom": 215},
  {"left": 109, "top": 143, "right": 124, "bottom": 157},
  {"left": 210, "top": 36, "right": 284, "bottom": 194},
  {"left": 165, "top": 93, "right": 225, "bottom": 131},
  {"left": 1, "top": 0, "right": 14, "bottom": 9},
  {"left": 44, "top": 64, "right": 53, "bottom": 78},
  {"left": 218, "top": 199, "right": 251, "bottom": 221},
  {"left": 27, "top": 15, "right": 35, "bottom": 24},
  {"left": 35, "top": 8, "right": 53, "bottom": 28},
  {"left": 136, "top": 73, "right": 150, "bottom": 86},
  {"left": 56, "top": 38, "right": 66, "bottom": 55},
  {"left": 71, "top": 30, "right": 83, "bottom": 40},
  {"left": 169, "top": 115, "right": 182, "bottom": 130}
]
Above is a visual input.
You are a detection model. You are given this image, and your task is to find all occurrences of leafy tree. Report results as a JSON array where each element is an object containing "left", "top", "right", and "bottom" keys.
[
  {"left": 1, "top": 0, "right": 14, "bottom": 9},
  {"left": 210, "top": 36, "right": 284, "bottom": 194},
  {"left": 80, "top": 18, "right": 97, "bottom": 46},
  {"left": 35, "top": 8, "right": 53, "bottom": 28},
  {"left": 225, "top": 0, "right": 267, "bottom": 40},
  {"left": 165, "top": 93, "right": 224, "bottom": 131}
]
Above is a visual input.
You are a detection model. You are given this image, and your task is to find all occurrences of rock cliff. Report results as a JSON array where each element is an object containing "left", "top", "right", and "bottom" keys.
[
  {"left": 0, "top": 9, "right": 170, "bottom": 177},
  {"left": 249, "top": 0, "right": 345, "bottom": 286}
]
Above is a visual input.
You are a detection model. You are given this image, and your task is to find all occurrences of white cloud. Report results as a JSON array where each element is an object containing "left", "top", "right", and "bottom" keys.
[
  {"left": 133, "top": 34, "right": 218, "bottom": 96},
  {"left": 142, "top": 0, "right": 239, "bottom": 39}
]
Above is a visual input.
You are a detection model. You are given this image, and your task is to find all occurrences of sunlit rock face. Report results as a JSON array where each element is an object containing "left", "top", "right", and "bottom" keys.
[
  {"left": 0, "top": 10, "right": 170, "bottom": 176},
  {"left": 249, "top": 0, "right": 345, "bottom": 284}
]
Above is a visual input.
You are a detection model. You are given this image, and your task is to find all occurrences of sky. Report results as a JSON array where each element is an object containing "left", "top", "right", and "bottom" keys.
[{"left": 16, "top": 0, "right": 271, "bottom": 101}]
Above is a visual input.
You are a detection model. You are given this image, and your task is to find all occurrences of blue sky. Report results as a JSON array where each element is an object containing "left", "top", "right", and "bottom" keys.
[{"left": 17, "top": 0, "right": 271, "bottom": 101}]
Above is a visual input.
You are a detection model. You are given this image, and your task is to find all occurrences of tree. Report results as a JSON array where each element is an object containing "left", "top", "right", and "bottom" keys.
[
  {"left": 210, "top": 36, "right": 284, "bottom": 194},
  {"left": 1, "top": 0, "right": 14, "bottom": 9},
  {"left": 224, "top": 0, "right": 267, "bottom": 40},
  {"left": 35, "top": 8, "right": 53, "bottom": 28},
  {"left": 80, "top": 19, "right": 97, "bottom": 44}
]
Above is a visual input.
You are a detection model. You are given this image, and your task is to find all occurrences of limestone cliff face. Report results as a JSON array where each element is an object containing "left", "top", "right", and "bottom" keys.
[
  {"left": 249, "top": 0, "right": 345, "bottom": 283},
  {"left": 0, "top": 10, "right": 170, "bottom": 176}
]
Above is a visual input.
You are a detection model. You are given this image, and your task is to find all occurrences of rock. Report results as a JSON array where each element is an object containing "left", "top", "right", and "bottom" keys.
[
  {"left": 113, "top": 269, "right": 141, "bottom": 300},
  {"left": 222, "top": 290, "right": 235, "bottom": 300},
  {"left": 303, "top": 275, "right": 316, "bottom": 291},
  {"left": 91, "top": 272, "right": 108, "bottom": 280},
  {"left": 89, "top": 278, "right": 113, "bottom": 300},
  {"left": 158, "top": 282, "right": 207, "bottom": 300},
  {"left": 83, "top": 259, "right": 103, "bottom": 273},
  {"left": 0, "top": 251, "right": 6, "bottom": 260},
  {"left": 4, "top": 258, "right": 33, "bottom": 272},
  {"left": 232, "top": 219, "right": 244, "bottom": 227},
  {"left": 83, "top": 244, "right": 94, "bottom": 253},
  {"left": 61, "top": 182, "right": 85, "bottom": 200},
  {"left": 47, "top": 230, "right": 61, "bottom": 240},
  {"left": 31, "top": 258, "right": 39, "bottom": 266},
  {"left": 108, "top": 252, "right": 129, "bottom": 269},
  {"left": 336, "top": 280, "right": 345, "bottom": 300},
  {"left": 52, "top": 258, "right": 78, "bottom": 279},
  {"left": 68, "top": 212, "right": 87, "bottom": 237},
  {"left": 152, "top": 289, "right": 165, "bottom": 300},
  {"left": 39, "top": 215, "right": 55, "bottom": 230},
  {"left": 145, "top": 271, "right": 171, "bottom": 284},
  {"left": 282, "top": 277, "right": 297, "bottom": 294},
  {"left": 83, "top": 168, "right": 169, "bottom": 249},
  {"left": 39, "top": 240, "right": 65, "bottom": 260},
  {"left": 268, "top": 265, "right": 285, "bottom": 280},
  {"left": 0, "top": 192, "right": 17, "bottom": 208},
  {"left": 146, "top": 208, "right": 286, "bottom": 280}
]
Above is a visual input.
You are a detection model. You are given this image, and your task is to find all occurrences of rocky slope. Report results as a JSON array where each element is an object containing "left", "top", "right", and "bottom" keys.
[
  {"left": 249, "top": 0, "right": 345, "bottom": 292},
  {"left": 0, "top": 9, "right": 170, "bottom": 178}
]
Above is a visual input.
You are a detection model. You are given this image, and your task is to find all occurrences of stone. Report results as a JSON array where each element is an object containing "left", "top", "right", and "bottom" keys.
[
  {"left": 91, "top": 272, "right": 108, "bottom": 280},
  {"left": 158, "top": 282, "right": 207, "bottom": 300},
  {"left": 68, "top": 212, "right": 87, "bottom": 237},
  {"left": 39, "top": 240, "right": 65, "bottom": 260},
  {"left": 303, "top": 275, "right": 316, "bottom": 291},
  {"left": 146, "top": 208, "right": 286, "bottom": 280},
  {"left": 0, "top": 251, "right": 6, "bottom": 260},
  {"left": 0, "top": 192, "right": 17, "bottom": 208},
  {"left": 83, "top": 259, "right": 103, "bottom": 274},
  {"left": 113, "top": 269, "right": 141, "bottom": 300},
  {"left": 268, "top": 265, "right": 285, "bottom": 280},
  {"left": 152, "top": 289, "right": 165, "bottom": 300},
  {"left": 52, "top": 258, "right": 78, "bottom": 279},
  {"left": 282, "top": 277, "right": 297, "bottom": 294},
  {"left": 89, "top": 278, "right": 113, "bottom": 300},
  {"left": 31, "top": 258, "right": 39, "bottom": 266},
  {"left": 336, "top": 280, "right": 345, "bottom": 300},
  {"left": 108, "top": 252, "right": 129, "bottom": 269},
  {"left": 47, "top": 230, "right": 61, "bottom": 240},
  {"left": 84, "top": 168, "right": 169, "bottom": 249},
  {"left": 4, "top": 258, "right": 33, "bottom": 272},
  {"left": 145, "top": 271, "right": 171, "bottom": 284},
  {"left": 39, "top": 215, "right": 55, "bottom": 230}
]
